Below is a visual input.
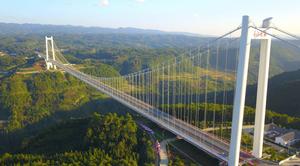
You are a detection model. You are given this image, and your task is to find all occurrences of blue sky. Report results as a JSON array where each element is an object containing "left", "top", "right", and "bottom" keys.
[{"left": 0, "top": 0, "right": 299, "bottom": 35}]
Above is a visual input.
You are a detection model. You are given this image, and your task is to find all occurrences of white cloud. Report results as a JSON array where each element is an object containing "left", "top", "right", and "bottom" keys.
[
  {"left": 136, "top": 0, "right": 145, "bottom": 3},
  {"left": 100, "top": 0, "right": 109, "bottom": 6}
]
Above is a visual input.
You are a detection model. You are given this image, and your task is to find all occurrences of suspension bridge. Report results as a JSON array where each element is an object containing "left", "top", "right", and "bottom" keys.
[{"left": 40, "top": 16, "right": 300, "bottom": 166}]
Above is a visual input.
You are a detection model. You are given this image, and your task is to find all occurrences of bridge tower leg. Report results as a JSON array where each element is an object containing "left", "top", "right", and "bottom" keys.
[
  {"left": 252, "top": 24, "right": 272, "bottom": 158},
  {"left": 45, "top": 36, "right": 56, "bottom": 70},
  {"left": 45, "top": 36, "right": 50, "bottom": 70},
  {"left": 50, "top": 36, "right": 57, "bottom": 70},
  {"left": 229, "top": 15, "right": 252, "bottom": 166}
]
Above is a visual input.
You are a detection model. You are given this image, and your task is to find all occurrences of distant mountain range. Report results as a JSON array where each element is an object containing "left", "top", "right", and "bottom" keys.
[
  {"left": 0, "top": 22, "right": 299, "bottom": 80},
  {"left": 0, "top": 22, "right": 204, "bottom": 36}
]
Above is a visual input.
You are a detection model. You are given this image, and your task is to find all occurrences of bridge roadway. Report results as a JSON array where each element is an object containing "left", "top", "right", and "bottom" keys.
[{"left": 49, "top": 59, "right": 274, "bottom": 165}]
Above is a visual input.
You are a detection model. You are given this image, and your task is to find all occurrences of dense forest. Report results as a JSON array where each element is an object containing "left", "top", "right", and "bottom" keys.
[
  {"left": 0, "top": 54, "right": 26, "bottom": 71},
  {"left": 0, "top": 113, "right": 155, "bottom": 165},
  {"left": 163, "top": 103, "right": 300, "bottom": 130},
  {"left": 0, "top": 72, "right": 104, "bottom": 131},
  {"left": 245, "top": 69, "right": 300, "bottom": 117}
]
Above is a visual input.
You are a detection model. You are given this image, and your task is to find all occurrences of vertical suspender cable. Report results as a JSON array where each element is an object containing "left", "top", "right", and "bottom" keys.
[
  {"left": 179, "top": 58, "right": 182, "bottom": 121},
  {"left": 162, "top": 65, "right": 165, "bottom": 120},
  {"left": 167, "top": 63, "right": 170, "bottom": 126},
  {"left": 196, "top": 47, "right": 201, "bottom": 129},
  {"left": 184, "top": 57, "right": 187, "bottom": 124},
  {"left": 157, "top": 67, "right": 160, "bottom": 119},
  {"left": 190, "top": 55, "right": 194, "bottom": 126},
  {"left": 221, "top": 37, "right": 230, "bottom": 140},
  {"left": 173, "top": 58, "right": 176, "bottom": 125},
  {"left": 213, "top": 41, "right": 220, "bottom": 136},
  {"left": 204, "top": 45, "right": 210, "bottom": 129}
]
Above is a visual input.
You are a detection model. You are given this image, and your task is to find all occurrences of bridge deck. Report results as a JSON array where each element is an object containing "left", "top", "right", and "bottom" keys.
[{"left": 49, "top": 59, "right": 275, "bottom": 165}]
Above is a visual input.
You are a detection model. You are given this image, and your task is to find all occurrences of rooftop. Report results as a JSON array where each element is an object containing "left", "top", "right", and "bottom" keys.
[{"left": 279, "top": 131, "right": 300, "bottom": 142}]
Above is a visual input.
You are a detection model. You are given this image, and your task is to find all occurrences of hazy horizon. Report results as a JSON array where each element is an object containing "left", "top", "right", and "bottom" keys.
[
  {"left": 1, "top": 0, "right": 300, "bottom": 36},
  {"left": 0, "top": 21, "right": 212, "bottom": 36}
]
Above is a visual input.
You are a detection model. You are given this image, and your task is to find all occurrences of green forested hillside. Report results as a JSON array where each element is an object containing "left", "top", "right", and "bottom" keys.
[
  {"left": 0, "top": 113, "right": 155, "bottom": 166},
  {"left": 0, "top": 55, "right": 26, "bottom": 71},
  {"left": 78, "top": 59, "right": 121, "bottom": 77},
  {"left": 245, "top": 69, "right": 300, "bottom": 117},
  {"left": 161, "top": 103, "right": 300, "bottom": 131},
  {"left": 0, "top": 71, "right": 110, "bottom": 131},
  {"left": 247, "top": 42, "right": 300, "bottom": 83}
]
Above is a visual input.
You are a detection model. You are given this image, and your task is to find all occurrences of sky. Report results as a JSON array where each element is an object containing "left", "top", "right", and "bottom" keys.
[{"left": 0, "top": 0, "right": 299, "bottom": 35}]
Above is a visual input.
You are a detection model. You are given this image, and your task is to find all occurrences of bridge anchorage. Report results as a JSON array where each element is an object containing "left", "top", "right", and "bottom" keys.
[{"left": 41, "top": 16, "right": 300, "bottom": 166}]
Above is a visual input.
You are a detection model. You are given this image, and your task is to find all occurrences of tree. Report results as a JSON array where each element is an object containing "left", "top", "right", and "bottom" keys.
[{"left": 0, "top": 75, "right": 32, "bottom": 130}]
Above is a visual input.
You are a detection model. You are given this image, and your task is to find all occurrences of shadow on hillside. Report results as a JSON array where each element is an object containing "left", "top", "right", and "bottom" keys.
[{"left": 0, "top": 97, "right": 136, "bottom": 154}]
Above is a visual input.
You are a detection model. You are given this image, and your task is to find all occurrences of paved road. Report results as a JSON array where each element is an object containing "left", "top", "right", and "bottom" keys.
[{"left": 159, "top": 138, "right": 176, "bottom": 166}]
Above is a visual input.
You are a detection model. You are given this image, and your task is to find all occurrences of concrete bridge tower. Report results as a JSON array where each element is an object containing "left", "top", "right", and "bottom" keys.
[
  {"left": 45, "top": 36, "right": 57, "bottom": 70},
  {"left": 229, "top": 16, "right": 272, "bottom": 166}
]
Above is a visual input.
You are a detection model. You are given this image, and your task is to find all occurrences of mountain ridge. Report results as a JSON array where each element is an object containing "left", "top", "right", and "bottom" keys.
[{"left": 0, "top": 22, "right": 207, "bottom": 37}]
